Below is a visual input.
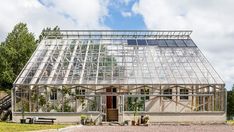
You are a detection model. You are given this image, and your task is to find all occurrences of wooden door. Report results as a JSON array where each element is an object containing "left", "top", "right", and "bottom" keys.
[{"left": 106, "top": 87, "right": 118, "bottom": 121}]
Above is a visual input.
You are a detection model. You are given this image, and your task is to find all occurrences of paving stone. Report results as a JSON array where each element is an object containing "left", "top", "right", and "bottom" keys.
[{"left": 53, "top": 125, "right": 234, "bottom": 132}]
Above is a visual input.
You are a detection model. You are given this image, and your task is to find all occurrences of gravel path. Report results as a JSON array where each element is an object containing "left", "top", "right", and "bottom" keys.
[{"left": 55, "top": 125, "right": 234, "bottom": 132}]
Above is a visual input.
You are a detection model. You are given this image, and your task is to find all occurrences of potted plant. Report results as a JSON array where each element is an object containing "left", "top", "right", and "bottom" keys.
[
  {"left": 124, "top": 120, "right": 128, "bottom": 125},
  {"left": 80, "top": 114, "right": 87, "bottom": 125},
  {"left": 131, "top": 105, "right": 137, "bottom": 125},
  {"left": 130, "top": 98, "right": 144, "bottom": 126},
  {"left": 143, "top": 115, "right": 149, "bottom": 125},
  {"left": 88, "top": 115, "right": 94, "bottom": 125},
  {"left": 20, "top": 107, "right": 26, "bottom": 124},
  {"left": 85, "top": 115, "right": 94, "bottom": 125}
]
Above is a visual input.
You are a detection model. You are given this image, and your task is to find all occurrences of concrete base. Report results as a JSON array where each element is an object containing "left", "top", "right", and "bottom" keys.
[
  {"left": 12, "top": 112, "right": 226, "bottom": 124},
  {"left": 121, "top": 112, "right": 226, "bottom": 124},
  {"left": 12, "top": 112, "right": 101, "bottom": 124}
]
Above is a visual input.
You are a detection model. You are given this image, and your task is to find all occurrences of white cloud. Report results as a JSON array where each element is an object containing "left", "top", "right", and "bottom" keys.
[
  {"left": 121, "top": 11, "right": 132, "bottom": 17},
  {"left": 0, "top": 0, "right": 233, "bottom": 89},
  {"left": 51, "top": 0, "right": 109, "bottom": 28},
  {"left": 0, "top": 0, "right": 110, "bottom": 41},
  {"left": 132, "top": 0, "right": 234, "bottom": 89}
]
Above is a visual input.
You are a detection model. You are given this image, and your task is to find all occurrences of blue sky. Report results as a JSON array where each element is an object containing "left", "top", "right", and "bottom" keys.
[
  {"left": 104, "top": 0, "right": 146, "bottom": 30},
  {"left": 104, "top": 7, "right": 146, "bottom": 30},
  {"left": 37, "top": 0, "right": 146, "bottom": 30},
  {"left": 0, "top": 0, "right": 233, "bottom": 90}
]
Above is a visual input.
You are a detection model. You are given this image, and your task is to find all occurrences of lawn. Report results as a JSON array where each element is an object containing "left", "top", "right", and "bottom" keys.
[
  {"left": 0, "top": 122, "right": 69, "bottom": 132},
  {"left": 227, "top": 120, "right": 234, "bottom": 125}
]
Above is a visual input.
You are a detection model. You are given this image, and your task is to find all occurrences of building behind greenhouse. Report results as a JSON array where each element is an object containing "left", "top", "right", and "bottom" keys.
[{"left": 12, "top": 30, "right": 226, "bottom": 123}]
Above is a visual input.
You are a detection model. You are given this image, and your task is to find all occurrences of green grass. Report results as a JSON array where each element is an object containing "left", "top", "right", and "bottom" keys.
[
  {"left": 227, "top": 120, "right": 234, "bottom": 125},
  {"left": 0, "top": 122, "right": 69, "bottom": 132}
]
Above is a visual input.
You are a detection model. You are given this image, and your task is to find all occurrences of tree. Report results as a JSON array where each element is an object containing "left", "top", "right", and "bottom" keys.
[
  {"left": 233, "top": 84, "right": 234, "bottom": 92},
  {"left": 227, "top": 84, "right": 234, "bottom": 120},
  {"left": 37, "top": 26, "right": 61, "bottom": 43},
  {"left": 0, "top": 23, "right": 36, "bottom": 89},
  {"left": 0, "top": 44, "right": 15, "bottom": 87}
]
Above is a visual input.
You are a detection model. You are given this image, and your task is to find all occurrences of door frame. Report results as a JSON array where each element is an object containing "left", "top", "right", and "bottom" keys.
[{"left": 106, "top": 87, "right": 118, "bottom": 121}]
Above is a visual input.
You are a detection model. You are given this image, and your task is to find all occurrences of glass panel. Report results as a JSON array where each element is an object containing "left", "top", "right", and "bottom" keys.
[
  {"left": 165, "top": 40, "right": 177, "bottom": 47},
  {"left": 147, "top": 39, "right": 158, "bottom": 45},
  {"left": 127, "top": 39, "right": 137, "bottom": 45},
  {"left": 184, "top": 39, "right": 196, "bottom": 47},
  {"left": 175, "top": 39, "right": 186, "bottom": 47},
  {"left": 137, "top": 39, "right": 147, "bottom": 45},
  {"left": 158, "top": 40, "right": 167, "bottom": 47},
  {"left": 14, "top": 31, "right": 223, "bottom": 85},
  {"left": 163, "top": 89, "right": 172, "bottom": 100},
  {"left": 180, "top": 89, "right": 189, "bottom": 100}
]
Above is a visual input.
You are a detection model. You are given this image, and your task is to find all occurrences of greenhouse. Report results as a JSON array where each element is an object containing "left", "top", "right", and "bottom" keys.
[{"left": 12, "top": 30, "right": 226, "bottom": 123}]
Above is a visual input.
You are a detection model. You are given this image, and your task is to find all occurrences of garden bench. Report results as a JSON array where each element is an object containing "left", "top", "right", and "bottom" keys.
[{"left": 28, "top": 117, "right": 56, "bottom": 124}]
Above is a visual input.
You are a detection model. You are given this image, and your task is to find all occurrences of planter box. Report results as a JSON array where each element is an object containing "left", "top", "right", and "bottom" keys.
[{"left": 20, "top": 119, "right": 26, "bottom": 124}]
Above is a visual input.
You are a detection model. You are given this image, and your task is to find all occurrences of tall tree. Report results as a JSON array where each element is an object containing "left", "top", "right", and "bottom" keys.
[
  {"left": 0, "top": 44, "right": 14, "bottom": 87},
  {"left": 37, "top": 26, "right": 61, "bottom": 43},
  {"left": 227, "top": 84, "right": 234, "bottom": 120},
  {"left": 0, "top": 23, "right": 36, "bottom": 89}
]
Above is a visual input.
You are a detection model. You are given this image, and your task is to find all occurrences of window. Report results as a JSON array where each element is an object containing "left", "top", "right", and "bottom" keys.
[
  {"left": 180, "top": 89, "right": 189, "bottom": 100},
  {"left": 198, "top": 96, "right": 203, "bottom": 111},
  {"left": 50, "top": 89, "right": 57, "bottom": 100},
  {"left": 205, "top": 96, "right": 209, "bottom": 111},
  {"left": 76, "top": 88, "right": 85, "bottom": 95},
  {"left": 125, "top": 96, "right": 145, "bottom": 111},
  {"left": 88, "top": 96, "right": 100, "bottom": 111},
  {"left": 76, "top": 88, "right": 86, "bottom": 110},
  {"left": 124, "top": 91, "right": 145, "bottom": 111},
  {"left": 163, "top": 89, "right": 172, "bottom": 100},
  {"left": 140, "top": 88, "right": 150, "bottom": 101}
]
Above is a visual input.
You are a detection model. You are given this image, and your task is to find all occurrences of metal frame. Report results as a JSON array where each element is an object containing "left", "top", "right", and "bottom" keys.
[
  {"left": 12, "top": 30, "right": 225, "bottom": 121},
  {"left": 12, "top": 84, "right": 225, "bottom": 113},
  {"left": 14, "top": 30, "right": 224, "bottom": 86}
]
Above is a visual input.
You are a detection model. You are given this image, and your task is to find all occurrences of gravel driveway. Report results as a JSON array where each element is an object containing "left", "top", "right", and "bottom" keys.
[{"left": 56, "top": 125, "right": 234, "bottom": 132}]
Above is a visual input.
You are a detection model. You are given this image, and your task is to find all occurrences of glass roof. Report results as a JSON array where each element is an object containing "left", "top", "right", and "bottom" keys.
[{"left": 14, "top": 30, "right": 224, "bottom": 85}]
